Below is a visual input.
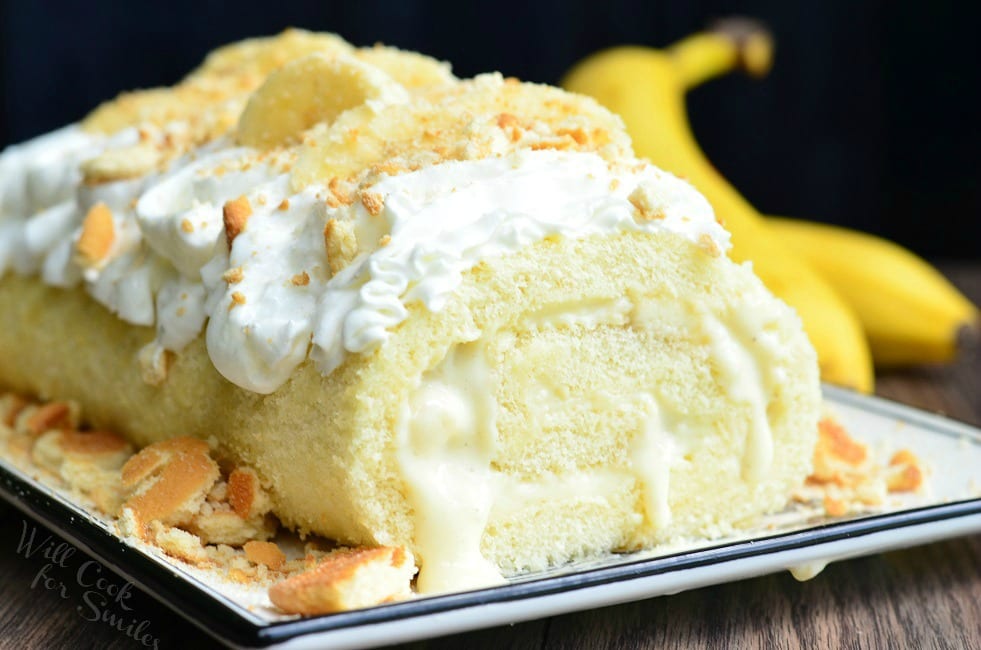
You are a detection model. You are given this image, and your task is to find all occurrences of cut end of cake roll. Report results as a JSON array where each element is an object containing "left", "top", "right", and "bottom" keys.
[{"left": 317, "top": 229, "right": 820, "bottom": 591}]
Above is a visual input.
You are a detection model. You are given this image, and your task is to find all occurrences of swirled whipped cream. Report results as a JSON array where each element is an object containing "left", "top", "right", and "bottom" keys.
[
  {"left": 1, "top": 45, "right": 731, "bottom": 397},
  {"left": 0, "top": 129, "right": 728, "bottom": 393},
  {"left": 0, "top": 125, "right": 112, "bottom": 276}
]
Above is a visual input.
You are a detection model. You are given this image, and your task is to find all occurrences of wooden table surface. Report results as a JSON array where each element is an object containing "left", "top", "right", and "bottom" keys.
[{"left": 1, "top": 264, "right": 978, "bottom": 650}]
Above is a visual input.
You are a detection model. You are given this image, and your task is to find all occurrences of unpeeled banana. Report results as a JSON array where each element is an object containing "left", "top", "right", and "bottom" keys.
[
  {"left": 767, "top": 218, "right": 978, "bottom": 366},
  {"left": 562, "top": 20, "right": 875, "bottom": 392}
]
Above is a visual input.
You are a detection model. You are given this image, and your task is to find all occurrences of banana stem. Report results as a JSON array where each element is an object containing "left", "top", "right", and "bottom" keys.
[{"left": 667, "top": 18, "right": 774, "bottom": 91}]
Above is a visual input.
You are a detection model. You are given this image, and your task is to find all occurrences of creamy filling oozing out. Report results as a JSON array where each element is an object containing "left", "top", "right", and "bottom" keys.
[
  {"left": 396, "top": 340, "right": 505, "bottom": 593},
  {"left": 396, "top": 296, "right": 787, "bottom": 594},
  {"left": 0, "top": 126, "right": 729, "bottom": 393}
]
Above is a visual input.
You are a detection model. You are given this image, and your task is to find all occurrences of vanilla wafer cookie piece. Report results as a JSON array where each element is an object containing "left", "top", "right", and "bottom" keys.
[{"left": 269, "top": 546, "right": 415, "bottom": 615}]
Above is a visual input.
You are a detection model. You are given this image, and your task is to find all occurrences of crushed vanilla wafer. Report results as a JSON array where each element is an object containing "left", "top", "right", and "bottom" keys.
[
  {"left": 222, "top": 196, "right": 253, "bottom": 247},
  {"left": 0, "top": 391, "right": 416, "bottom": 614},
  {"left": 792, "top": 416, "right": 927, "bottom": 517},
  {"left": 76, "top": 203, "right": 116, "bottom": 265},
  {"left": 269, "top": 546, "right": 416, "bottom": 615}
]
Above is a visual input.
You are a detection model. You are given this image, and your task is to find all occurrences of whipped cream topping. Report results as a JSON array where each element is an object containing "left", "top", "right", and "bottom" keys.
[
  {"left": 1, "top": 127, "right": 728, "bottom": 394},
  {"left": 1, "top": 126, "right": 104, "bottom": 276},
  {"left": 308, "top": 152, "right": 727, "bottom": 376}
]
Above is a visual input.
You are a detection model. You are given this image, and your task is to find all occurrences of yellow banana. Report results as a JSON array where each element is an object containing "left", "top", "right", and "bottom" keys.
[
  {"left": 562, "top": 20, "right": 874, "bottom": 393},
  {"left": 767, "top": 218, "right": 978, "bottom": 366}
]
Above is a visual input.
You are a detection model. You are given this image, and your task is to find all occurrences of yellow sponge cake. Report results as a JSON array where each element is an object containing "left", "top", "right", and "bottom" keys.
[{"left": 0, "top": 30, "right": 820, "bottom": 594}]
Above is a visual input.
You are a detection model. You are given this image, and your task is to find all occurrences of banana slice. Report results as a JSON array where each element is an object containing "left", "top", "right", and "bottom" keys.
[
  {"left": 82, "top": 30, "right": 353, "bottom": 137},
  {"left": 190, "top": 29, "right": 353, "bottom": 81},
  {"left": 292, "top": 73, "right": 631, "bottom": 188},
  {"left": 237, "top": 53, "right": 409, "bottom": 150},
  {"left": 80, "top": 143, "right": 163, "bottom": 183},
  {"left": 355, "top": 45, "right": 454, "bottom": 89},
  {"left": 82, "top": 88, "right": 189, "bottom": 135}
]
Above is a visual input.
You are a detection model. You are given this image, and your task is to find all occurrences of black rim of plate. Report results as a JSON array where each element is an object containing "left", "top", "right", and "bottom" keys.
[{"left": 1, "top": 386, "right": 979, "bottom": 648}]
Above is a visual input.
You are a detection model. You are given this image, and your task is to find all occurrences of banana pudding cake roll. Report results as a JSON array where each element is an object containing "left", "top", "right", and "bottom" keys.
[{"left": 0, "top": 32, "right": 821, "bottom": 594}]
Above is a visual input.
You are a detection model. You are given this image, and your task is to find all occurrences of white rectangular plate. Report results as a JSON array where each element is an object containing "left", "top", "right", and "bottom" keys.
[{"left": 1, "top": 385, "right": 979, "bottom": 649}]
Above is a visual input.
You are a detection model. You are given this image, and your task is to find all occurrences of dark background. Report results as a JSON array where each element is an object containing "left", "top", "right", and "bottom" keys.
[{"left": 1, "top": 1, "right": 978, "bottom": 258}]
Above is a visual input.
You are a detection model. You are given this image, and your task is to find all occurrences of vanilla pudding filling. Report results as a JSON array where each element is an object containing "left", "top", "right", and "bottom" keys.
[{"left": 394, "top": 290, "right": 785, "bottom": 590}]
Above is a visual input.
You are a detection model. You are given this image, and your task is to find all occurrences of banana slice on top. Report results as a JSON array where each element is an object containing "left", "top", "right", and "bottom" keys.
[
  {"left": 190, "top": 29, "right": 354, "bottom": 81},
  {"left": 82, "top": 88, "right": 193, "bottom": 135},
  {"left": 237, "top": 53, "right": 410, "bottom": 150},
  {"left": 81, "top": 31, "right": 354, "bottom": 139},
  {"left": 354, "top": 45, "right": 455, "bottom": 89}
]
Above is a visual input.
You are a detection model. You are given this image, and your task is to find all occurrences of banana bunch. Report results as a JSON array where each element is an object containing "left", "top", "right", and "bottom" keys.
[
  {"left": 562, "top": 20, "right": 978, "bottom": 388},
  {"left": 562, "top": 20, "right": 874, "bottom": 392},
  {"left": 767, "top": 218, "right": 978, "bottom": 366}
]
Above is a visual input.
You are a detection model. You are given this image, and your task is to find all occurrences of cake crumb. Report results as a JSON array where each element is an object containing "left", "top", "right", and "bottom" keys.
[
  {"left": 26, "top": 402, "right": 78, "bottom": 435},
  {"left": 496, "top": 113, "right": 519, "bottom": 129},
  {"left": 359, "top": 190, "right": 385, "bottom": 216},
  {"left": 822, "top": 495, "right": 848, "bottom": 517},
  {"left": 628, "top": 186, "right": 667, "bottom": 222},
  {"left": 77, "top": 203, "right": 115, "bottom": 265},
  {"left": 245, "top": 541, "right": 286, "bottom": 570},
  {"left": 228, "top": 467, "right": 262, "bottom": 518},
  {"left": 697, "top": 233, "right": 721, "bottom": 258},
  {"left": 223, "top": 196, "right": 253, "bottom": 247},
  {"left": 290, "top": 271, "right": 310, "bottom": 286},
  {"left": 323, "top": 218, "right": 358, "bottom": 275},
  {"left": 222, "top": 267, "right": 244, "bottom": 284},
  {"left": 886, "top": 449, "right": 924, "bottom": 492},
  {"left": 328, "top": 178, "right": 354, "bottom": 206}
]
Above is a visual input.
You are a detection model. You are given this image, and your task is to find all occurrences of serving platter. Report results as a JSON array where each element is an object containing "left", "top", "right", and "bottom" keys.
[{"left": 1, "top": 384, "right": 979, "bottom": 649}]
